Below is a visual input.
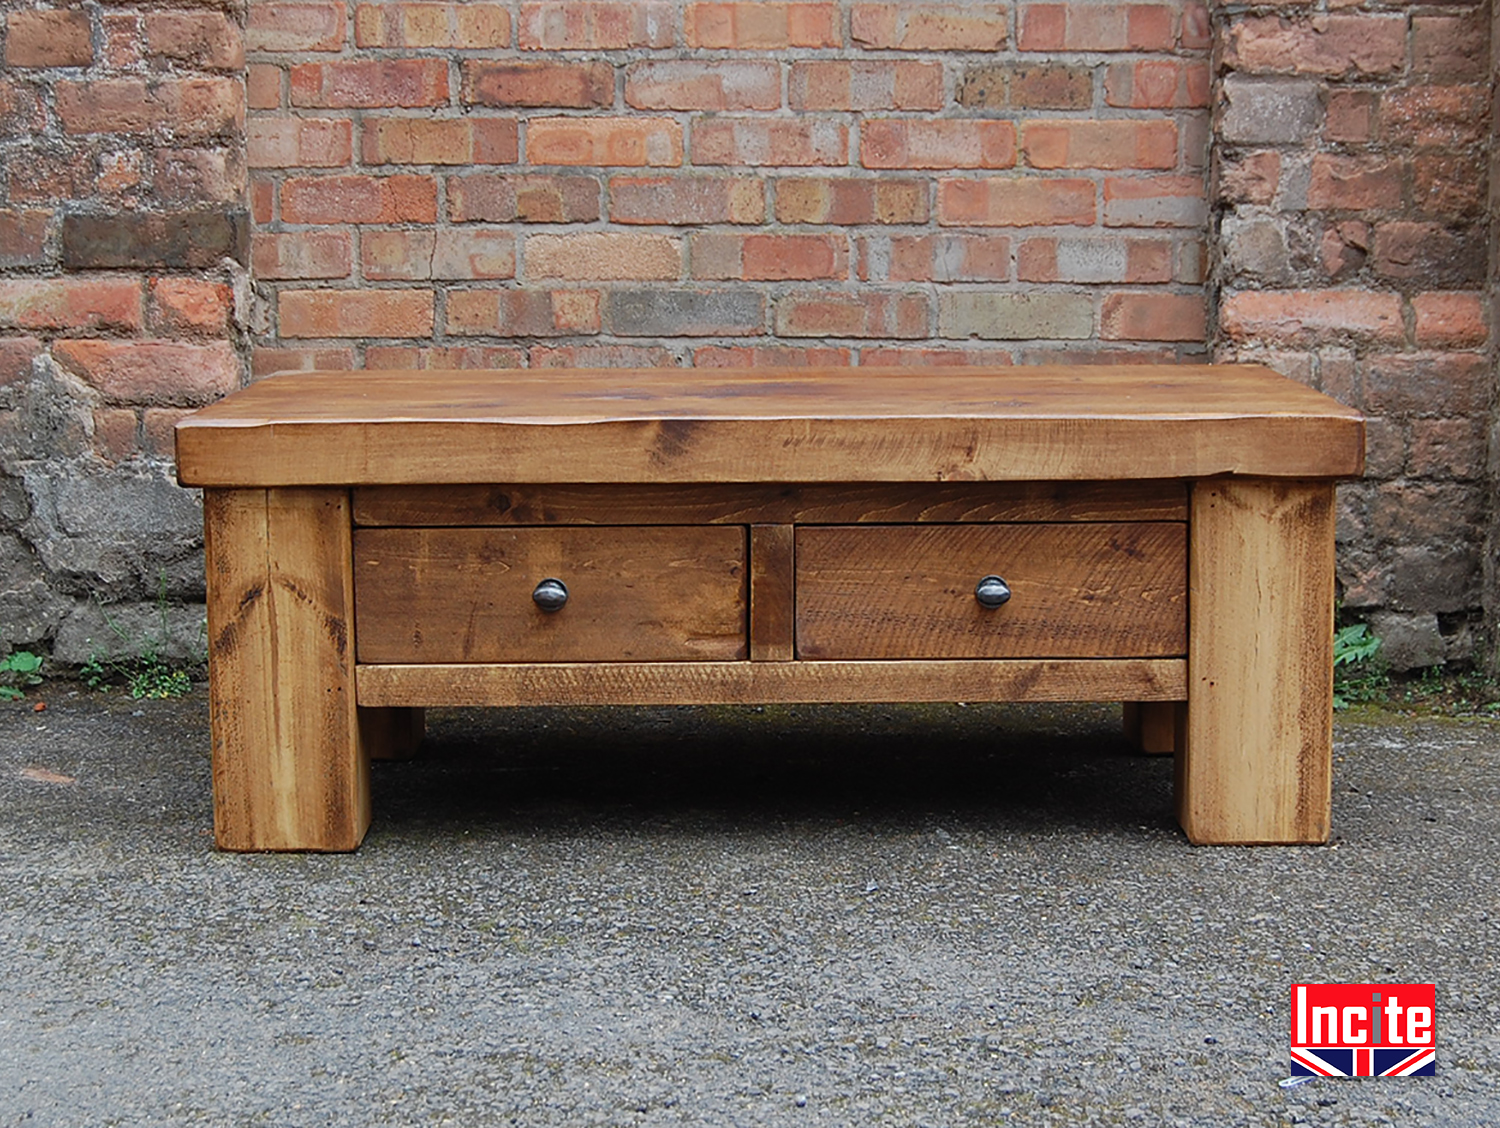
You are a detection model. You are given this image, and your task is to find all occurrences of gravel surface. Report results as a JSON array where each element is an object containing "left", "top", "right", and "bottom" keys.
[{"left": 1, "top": 690, "right": 1497, "bottom": 1126}]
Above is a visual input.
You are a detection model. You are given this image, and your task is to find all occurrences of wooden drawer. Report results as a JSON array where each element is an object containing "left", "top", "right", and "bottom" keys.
[
  {"left": 795, "top": 523, "right": 1186, "bottom": 659},
  {"left": 354, "top": 526, "right": 746, "bottom": 663}
]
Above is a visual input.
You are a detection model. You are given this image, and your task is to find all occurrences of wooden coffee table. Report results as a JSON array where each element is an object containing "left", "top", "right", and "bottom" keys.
[{"left": 176, "top": 365, "right": 1363, "bottom": 850}]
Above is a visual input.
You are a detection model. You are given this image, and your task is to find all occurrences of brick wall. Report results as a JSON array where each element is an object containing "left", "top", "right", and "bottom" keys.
[
  {"left": 1213, "top": 0, "right": 1492, "bottom": 668},
  {"left": 246, "top": 1, "right": 1211, "bottom": 373}
]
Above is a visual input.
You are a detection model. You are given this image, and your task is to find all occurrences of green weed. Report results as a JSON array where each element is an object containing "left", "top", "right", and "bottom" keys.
[
  {"left": 1333, "top": 622, "right": 1386, "bottom": 711},
  {"left": 0, "top": 650, "right": 44, "bottom": 701}
]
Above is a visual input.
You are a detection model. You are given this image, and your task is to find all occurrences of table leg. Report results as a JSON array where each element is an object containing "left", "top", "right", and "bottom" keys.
[
  {"left": 204, "top": 487, "right": 372, "bottom": 851},
  {"left": 1122, "top": 701, "right": 1178, "bottom": 754},
  {"left": 1178, "top": 479, "right": 1335, "bottom": 844}
]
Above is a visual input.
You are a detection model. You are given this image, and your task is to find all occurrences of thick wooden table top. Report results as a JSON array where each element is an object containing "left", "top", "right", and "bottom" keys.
[{"left": 175, "top": 365, "right": 1364, "bottom": 486}]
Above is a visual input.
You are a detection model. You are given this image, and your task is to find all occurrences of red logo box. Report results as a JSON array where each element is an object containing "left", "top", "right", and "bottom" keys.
[{"left": 1291, "top": 983, "right": 1436, "bottom": 1077}]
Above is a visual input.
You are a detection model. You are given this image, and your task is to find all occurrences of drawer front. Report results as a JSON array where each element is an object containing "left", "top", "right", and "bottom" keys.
[
  {"left": 796, "top": 523, "right": 1186, "bottom": 659},
  {"left": 355, "top": 526, "right": 746, "bottom": 663}
]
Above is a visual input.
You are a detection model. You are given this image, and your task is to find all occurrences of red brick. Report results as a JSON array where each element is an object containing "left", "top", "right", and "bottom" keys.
[
  {"left": 775, "top": 291, "right": 928, "bottom": 338},
  {"left": 695, "top": 345, "right": 850, "bottom": 367},
  {"left": 1218, "top": 290, "right": 1404, "bottom": 345},
  {"left": 366, "top": 345, "right": 526, "bottom": 369},
  {"left": 851, "top": 3, "right": 1007, "bottom": 50},
  {"left": 143, "top": 408, "right": 197, "bottom": 459},
  {"left": 1181, "top": 2, "right": 1210, "bottom": 49},
  {"left": 1102, "top": 176, "right": 1205, "bottom": 227},
  {"left": 148, "top": 279, "right": 233, "bottom": 336},
  {"left": 862, "top": 120, "right": 1016, "bottom": 170},
  {"left": 1023, "top": 121, "right": 1176, "bottom": 170},
  {"left": 1415, "top": 156, "right": 1485, "bottom": 220},
  {"left": 776, "top": 179, "right": 928, "bottom": 224},
  {"left": 101, "top": 13, "right": 140, "bottom": 69},
  {"left": 1412, "top": 13, "right": 1487, "bottom": 81},
  {"left": 251, "top": 177, "right": 275, "bottom": 224},
  {"left": 1374, "top": 221, "right": 1484, "bottom": 286},
  {"left": 1105, "top": 60, "right": 1209, "bottom": 108},
  {"left": 251, "top": 347, "right": 355, "bottom": 376},
  {"left": 1306, "top": 155, "right": 1402, "bottom": 211},
  {"left": 465, "top": 62, "right": 613, "bottom": 108},
  {"left": 248, "top": 66, "right": 282, "bottom": 110},
  {"left": 1101, "top": 292, "right": 1206, "bottom": 342},
  {"left": 362, "top": 229, "right": 517, "bottom": 280},
  {"left": 883, "top": 234, "right": 1010, "bottom": 282},
  {"left": 0, "top": 278, "right": 142, "bottom": 332},
  {"left": 791, "top": 61, "right": 943, "bottom": 112},
  {"left": 447, "top": 289, "right": 601, "bottom": 336},
  {"left": 518, "top": 2, "right": 673, "bottom": 50},
  {"left": 529, "top": 118, "right": 683, "bottom": 167},
  {"left": 861, "top": 347, "right": 1014, "bottom": 367},
  {"left": 98, "top": 151, "right": 144, "bottom": 196},
  {"left": 527, "top": 232, "right": 681, "bottom": 281},
  {"left": 291, "top": 60, "right": 449, "bottom": 108},
  {"left": 1364, "top": 353, "right": 1491, "bottom": 417},
  {"left": 363, "top": 118, "right": 518, "bottom": 165},
  {"left": 53, "top": 339, "right": 240, "bottom": 405},
  {"left": 1324, "top": 90, "right": 1376, "bottom": 144},
  {"left": 1224, "top": 15, "right": 1407, "bottom": 77},
  {"left": 958, "top": 63, "right": 1093, "bottom": 110},
  {"left": 1408, "top": 419, "right": 1486, "bottom": 480},
  {"left": 938, "top": 178, "right": 1095, "bottom": 226},
  {"left": 355, "top": 4, "right": 510, "bottom": 48},
  {"left": 248, "top": 117, "right": 353, "bottom": 168},
  {"left": 7, "top": 149, "right": 92, "bottom": 203},
  {"left": 247, "top": 3, "right": 346, "bottom": 52},
  {"left": 6, "top": 10, "right": 93, "bottom": 67},
  {"left": 449, "top": 173, "right": 601, "bottom": 222},
  {"left": 252, "top": 231, "right": 353, "bottom": 280},
  {"left": 1218, "top": 151, "right": 1279, "bottom": 206},
  {"left": 93, "top": 408, "right": 139, "bottom": 462},
  {"left": 611, "top": 176, "right": 763, "bottom": 224},
  {"left": 1129, "top": 239, "right": 1175, "bottom": 283},
  {"left": 0, "top": 209, "right": 52, "bottom": 269},
  {"left": 1382, "top": 86, "right": 1487, "bottom": 150},
  {"left": 692, "top": 233, "right": 847, "bottom": 281},
  {"left": 1412, "top": 292, "right": 1486, "bottom": 347},
  {"left": 693, "top": 119, "right": 847, "bottom": 167},
  {"left": 280, "top": 290, "right": 435, "bottom": 338},
  {"left": 1320, "top": 220, "right": 1370, "bottom": 280},
  {"left": 153, "top": 147, "right": 245, "bottom": 206},
  {"left": 626, "top": 61, "right": 780, "bottom": 111},
  {"left": 533, "top": 344, "right": 677, "bottom": 368},
  {"left": 685, "top": 3, "right": 838, "bottom": 48},
  {"left": 56, "top": 77, "right": 243, "bottom": 138},
  {"left": 145, "top": 12, "right": 243, "bottom": 70},
  {"left": 281, "top": 175, "right": 437, "bottom": 223},
  {"left": 0, "top": 337, "right": 41, "bottom": 387},
  {"left": 1018, "top": 3, "right": 1176, "bottom": 51}
]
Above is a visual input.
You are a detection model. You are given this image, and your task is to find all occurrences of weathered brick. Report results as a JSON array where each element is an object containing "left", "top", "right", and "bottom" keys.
[
  {"left": 56, "top": 77, "right": 243, "bottom": 138},
  {"left": 1364, "top": 353, "right": 1491, "bottom": 417},
  {"left": 693, "top": 119, "right": 847, "bottom": 167},
  {"left": 248, "top": 65, "right": 282, "bottom": 110},
  {"left": 939, "top": 292, "right": 1091, "bottom": 340},
  {"left": 0, "top": 338, "right": 41, "bottom": 388},
  {"left": 1411, "top": 293, "right": 1486, "bottom": 347},
  {"left": 0, "top": 209, "right": 52, "bottom": 270},
  {"left": 791, "top": 61, "right": 943, "bottom": 112},
  {"left": 611, "top": 176, "right": 763, "bottom": 225},
  {"left": 100, "top": 13, "right": 140, "bottom": 70},
  {"left": 1024, "top": 121, "right": 1176, "bottom": 170},
  {"left": 142, "top": 408, "right": 198, "bottom": 459},
  {"left": 247, "top": 3, "right": 346, "bottom": 52},
  {"left": 1306, "top": 155, "right": 1402, "bottom": 211},
  {"left": 447, "top": 289, "right": 601, "bottom": 336},
  {"left": 852, "top": 4, "right": 1008, "bottom": 50},
  {"left": 465, "top": 62, "right": 614, "bottom": 108},
  {"left": 1373, "top": 222, "right": 1485, "bottom": 286},
  {"left": 1324, "top": 90, "right": 1376, "bottom": 144},
  {"left": 1413, "top": 156, "right": 1485, "bottom": 220},
  {"left": 248, "top": 117, "right": 353, "bottom": 168},
  {"left": 366, "top": 345, "right": 525, "bottom": 369},
  {"left": 1408, "top": 419, "right": 1486, "bottom": 480},
  {"left": 775, "top": 179, "right": 928, "bottom": 225},
  {"left": 529, "top": 118, "right": 683, "bottom": 167},
  {"left": 532, "top": 344, "right": 676, "bottom": 368},
  {"left": 691, "top": 233, "right": 847, "bottom": 281},
  {"left": 1412, "top": 14, "right": 1487, "bottom": 81},
  {"left": 363, "top": 118, "right": 518, "bottom": 165},
  {"left": 252, "top": 231, "right": 353, "bottom": 280},
  {"left": 1318, "top": 220, "right": 1368, "bottom": 280},
  {"left": 291, "top": 60, "right": 449, "bottom": 108},
  {"left": 1105, "top": 61, "right": 1209, "bottom": 109},
  {"left": 1218, "top": 290, "right": 1404, "bottom": 345},
  {"left": 860, "top": 346, "right": 1014, "bottom": 367},
  {"left": 518, "top": 2, "right": 674, "bottom": 50},
  {"left": 695, "top": 345, "right": 850, "bottom": 367},
  {"left": 53, "top": 340, "right": 239, "bottom": 405},
  {"left": 145, "top": 12, "right": 244, "bottom": 70},
  {"left": 881, "top": 234, "right": 1010, "bottom": 282},
  {"left": 1219, "top": 77, "right": 1321, "bottom": 145},
  {"left": 62, "top": 211, "right": 248, "bottom": 269},
  {"left": 280, "top": 289, "right": 435, "bottom": 338},
  {"left": 1102, "top": 177, "right": 1205, "bottom": 227},
  {"left": 1224, "top": 15, "right": 1406, "bottom": 77},
  {"left": 862, "top": 120, "right": 1016, "bottom": 170},
  {"left": 281, "top": 175, "right": 437, "bottom": 224},
  {"left": 1018, "top": 3, "right": 1176, "bottom": 51},
  {"left": 362, "top": 228, "right": 516, "bottom": 280},
  {"left": 0, "top": 79, "right": 45, "bottom": 139},
  {"left": 938, "top": 178, "right": 1095, "bottom": 227},
  {"left": 627, "top": 61, "right": 779, "bottom": 111},
  {"left": 93, "top": 408, "right": 140, "bottom": 463},
  {"left": 1217, "top": 151, "right": 1279, "bottom": 206},
  {"left": 6, "top": 10, "right": 93, "bottom": 67},
  {"left": 685, "top": 3, "right": 838, "bottom": 48},
  {"left": 250, "top": 177, "right": 273, "bottom": 225},
  {"left": 154, "top": 147, "right": 245, "bottom": 207},
  {"left": 252, "top": 346, "right": 355, "bottom": 375},
  {"left": 355, "top": 4, "right": 511, "bottom": 48},
  {"left": 1382, "top": 87, "right": 1487, "bottom": 150},
  {"left": 606, "top": 289, "right": 763, "bottom": 337},
  {"left": 1100, "top": 292, "right": 1205, "bottom": 341},
  {"left": 957, "top": 64, "right": 1093, "bottom": 110},
  {"left": 449, "top": 173, "right": 600, "bottom": 222},
  {"left": 777, "top": 291, "right": 928, "bottom": 338},
  {"left": 148, "top": 279, "right": 233, "bottom": 336},
  {"left": 527, "top": 232, "right": 680, "bottom": 281},
  {"left": 8, "top": 148, "right": 93, "bottom": 202}
]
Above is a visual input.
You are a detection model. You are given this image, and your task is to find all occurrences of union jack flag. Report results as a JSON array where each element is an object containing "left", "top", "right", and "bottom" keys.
[{"left": 1290, "top": 1046, "right": 1436, "bottom": 1077}]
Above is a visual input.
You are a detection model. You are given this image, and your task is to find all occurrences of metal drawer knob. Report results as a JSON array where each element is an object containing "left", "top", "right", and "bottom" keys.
[
  {"left": 532, "top": 578, "right": 569, "bottom": 612},
  {"left": 975, "top": 575, "right": 1011, "bottom": 609}
]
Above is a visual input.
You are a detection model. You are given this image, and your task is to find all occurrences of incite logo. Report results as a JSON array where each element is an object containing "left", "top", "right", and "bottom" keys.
[{"left": 1291, "top": 984, "right": 1436, "bottom": 1077}]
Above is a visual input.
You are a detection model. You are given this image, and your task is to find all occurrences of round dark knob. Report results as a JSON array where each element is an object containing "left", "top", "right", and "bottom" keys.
[
  {"left": 532, "top": 578, "right": 568, "bottom": 612},
  {"left": 975, "top": 575, "right": 1011, "bottom": 609}
]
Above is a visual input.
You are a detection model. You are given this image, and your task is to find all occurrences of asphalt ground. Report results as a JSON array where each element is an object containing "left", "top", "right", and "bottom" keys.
[{"left": 1, "top": 689, "right": 1497, "bottom": 1127}]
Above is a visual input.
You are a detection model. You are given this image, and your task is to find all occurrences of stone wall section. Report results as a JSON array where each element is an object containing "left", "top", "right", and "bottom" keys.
[{"left": 1213, "top": 0, "right": 1492, "bottom": 667}]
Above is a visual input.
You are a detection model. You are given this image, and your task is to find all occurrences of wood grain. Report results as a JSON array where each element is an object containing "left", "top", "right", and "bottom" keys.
[
  {"left": 205, "top": 487, "right": 371, "bottom": 852},
  {"left": 1180, "top": 479, "right": 1335, "bottom": 844},
  {"left": 357, "top": 658, "right": 1188, "bottom": 707},
  {"left": 176, "top": 365, "right": 1365, "bottom": 487},
  {"left": 796, "top": 523, "right": 1186, "bottom": 660},
  {"left": 362, "top": 707, "right": 425, "bottom": 761},
  {"left": 749, "top": 525, "right": 795, "bottom": 661},
  {"left": 353, "top": 525, "right": 747, "bottom": 663},
  {"left": 1123, "top": 700, "right": 1178, "bottom": 754},
  {"left": 352, "top": 481, "right": 1190, "bottom": 527}
]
